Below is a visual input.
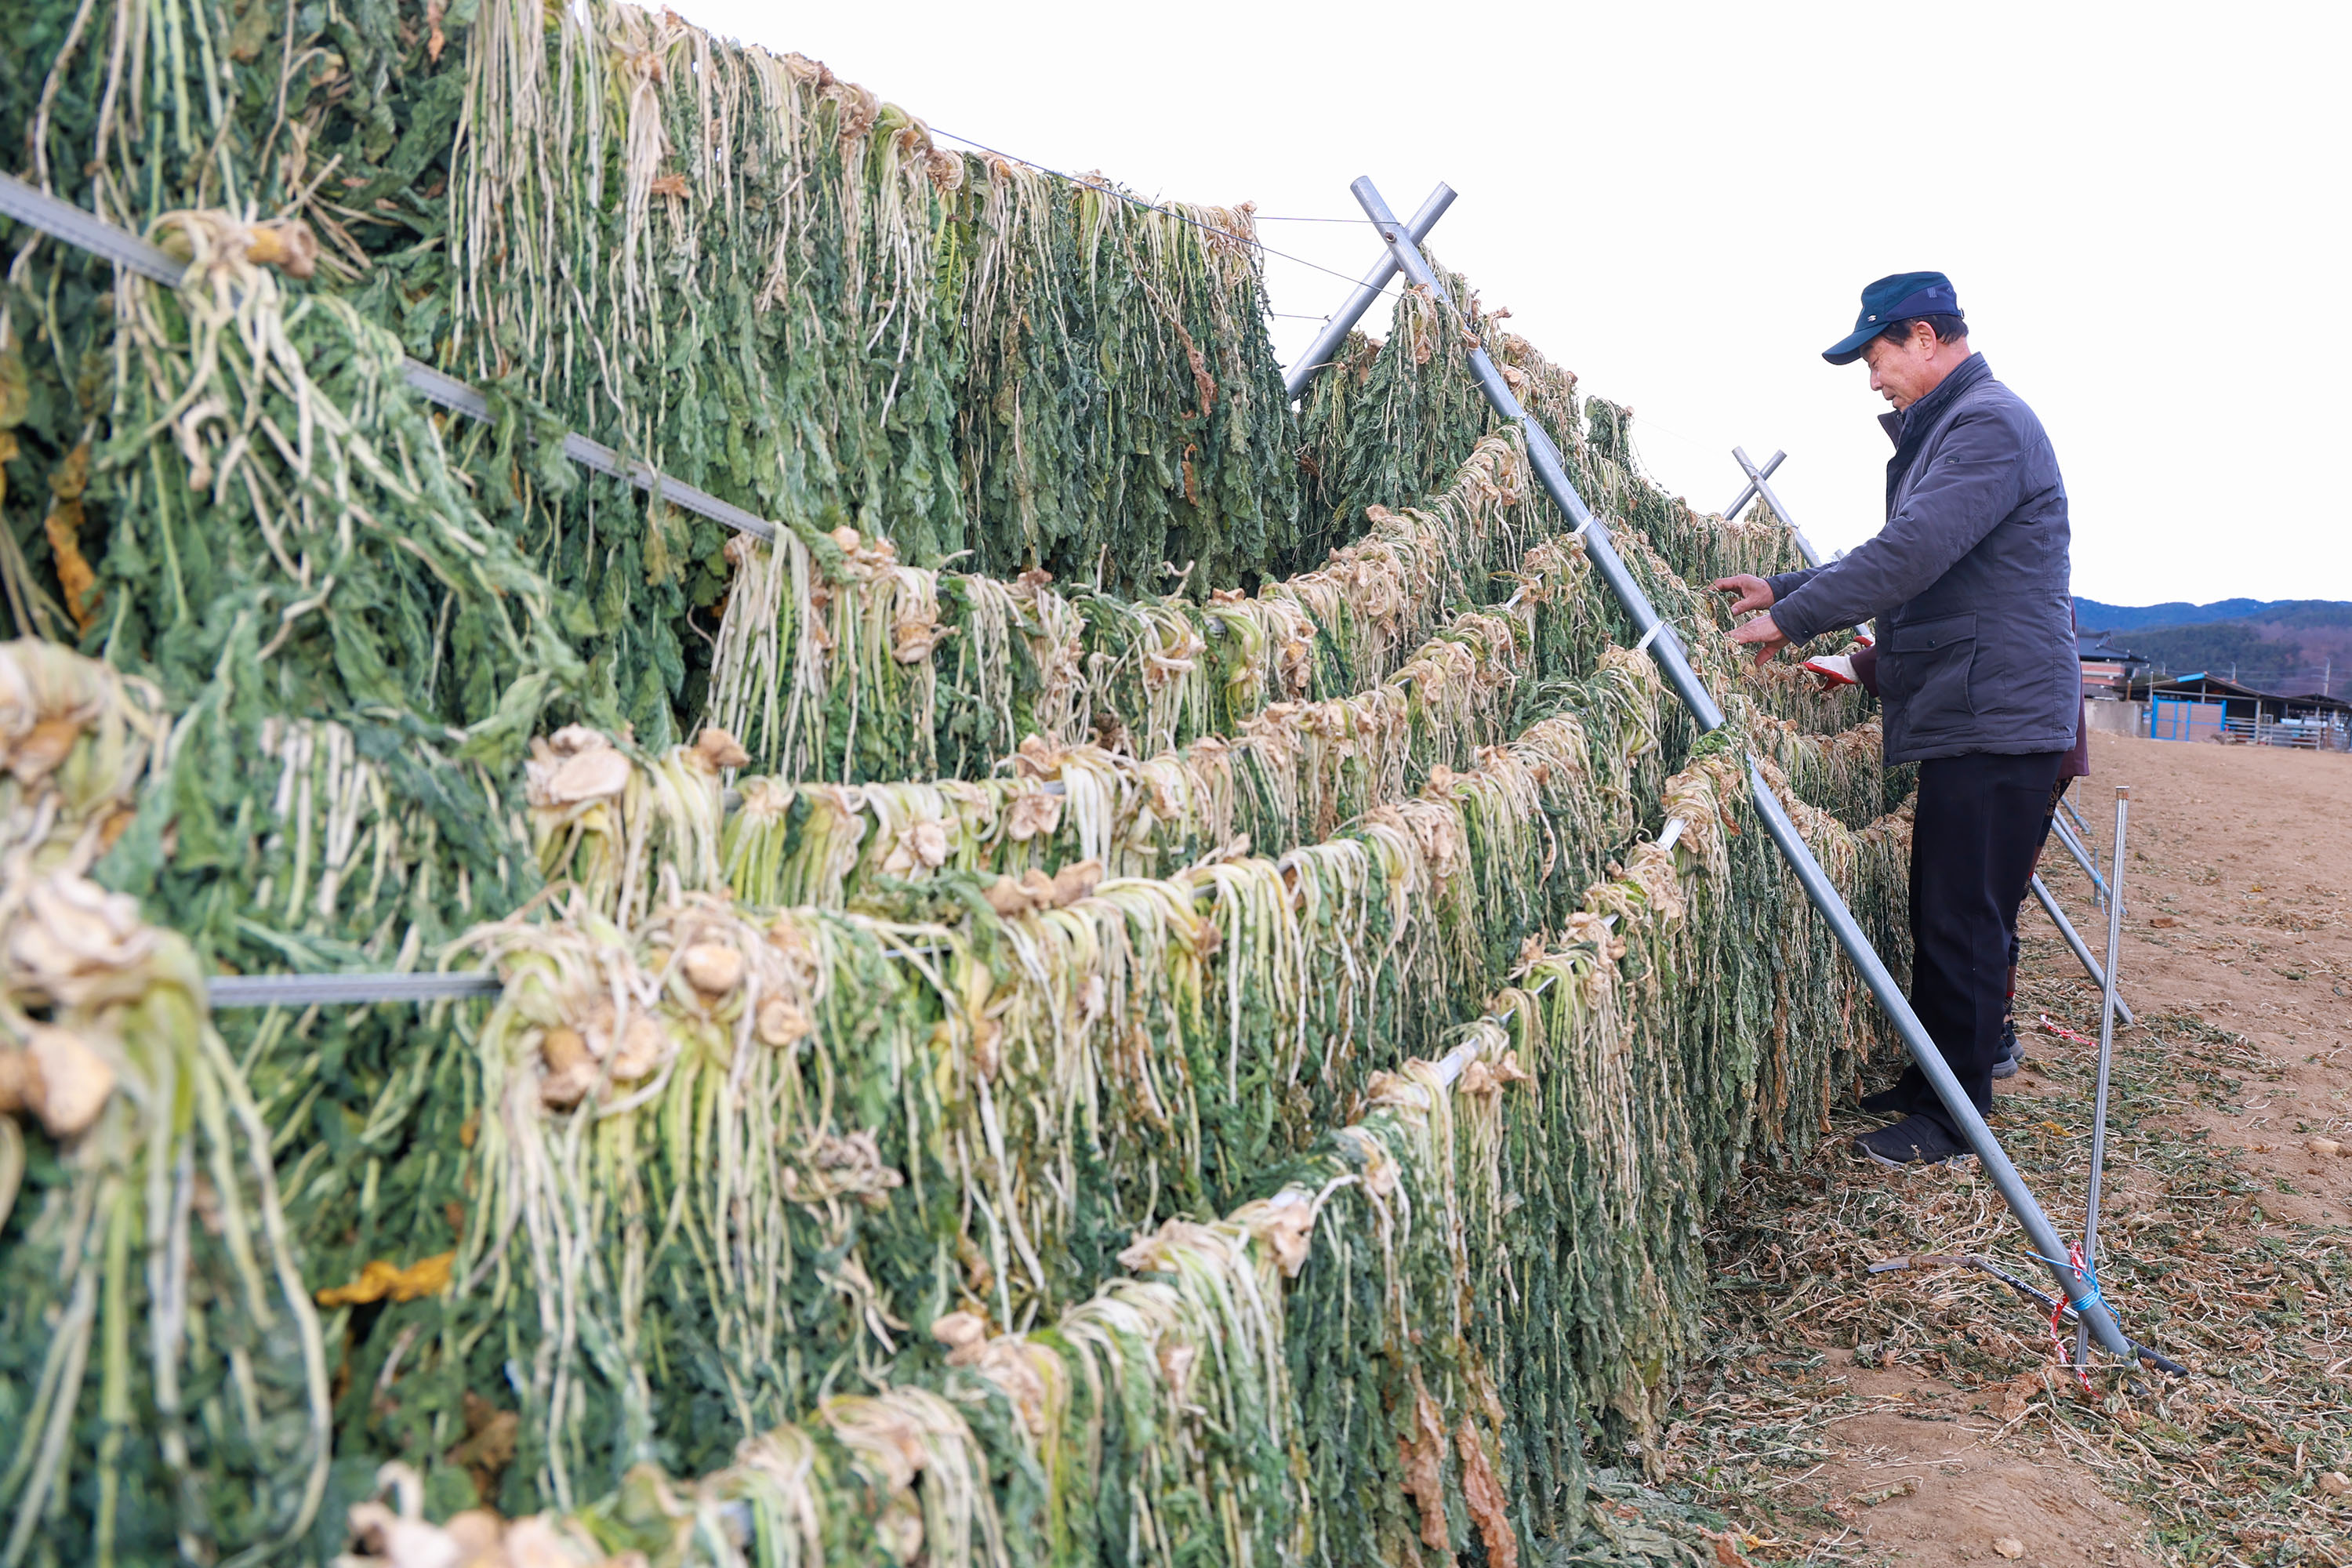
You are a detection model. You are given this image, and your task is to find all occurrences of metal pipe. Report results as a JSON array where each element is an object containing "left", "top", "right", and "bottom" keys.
[
  {"left": 2036, "top": 825, "right": 2130, "bottom": 1005},
  {"left": 1, "top": 170, "right": 185, "bottom": 281},
  {"left": 1747, "top": 448, "right": 1868, "bottom": 641},
  {"left": 1349, "top": 175, "right": 2132, "bottom": 1360},
  {"left": 2059, "top": 783, "right": 2091, "bottom": 838},
  {"left": 1732, "top": 445, "right": 1831, "bottom": 567},
  {"left": 2052, "top": 812, "right": 2120, "bottom": 913},
  {"left": 1, "top": 172, "right": 779, "bottom": 543},
  {"left": 2029, "top": 874, "right": 2136, "bottom": 1027},
  {"left": 1719, "top": 448, "right": 1784, "bottom": 521},
  {"left": 2077, "top": 786, "right": 2129, "bottom": 1365},
  {"left": 1281, "top": 183, "right": 1457, "bottom": 399},
  {"left": 210, "top": 971, "right": 503, "bottom": 1008}
]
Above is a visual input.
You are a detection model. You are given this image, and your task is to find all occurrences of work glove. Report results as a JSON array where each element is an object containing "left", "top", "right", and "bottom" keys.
[{"left": 1801, "top": 633, "right": 1876, "bottom": 693}]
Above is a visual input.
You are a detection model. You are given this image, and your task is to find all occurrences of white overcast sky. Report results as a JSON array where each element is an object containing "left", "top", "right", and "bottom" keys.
[{"left": 677, "top": 0, "right": 2347, "bottom": 607}]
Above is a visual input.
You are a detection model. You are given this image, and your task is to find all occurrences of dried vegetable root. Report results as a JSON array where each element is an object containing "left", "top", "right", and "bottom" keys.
[
  {"left": 718, "top": 546, "right": 1603, "bottom": 909},
  {"left": 0, "top": 641, "right": 331, "bottom": 1565},
  {"left": 325, "top": 649, "right": 1668, "bottom": 1504}
]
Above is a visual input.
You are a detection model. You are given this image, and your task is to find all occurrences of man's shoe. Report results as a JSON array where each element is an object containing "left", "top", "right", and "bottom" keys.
[
  {"left": 1860, "top": 1083, "right": 1926, "bottom": 1116},
  {"left": 1856, "top": 1113, "right": 1973, "bottom": 1169},
  {"left": 1990, "top": 1022, "right": 2024, "bottom": 1080}
]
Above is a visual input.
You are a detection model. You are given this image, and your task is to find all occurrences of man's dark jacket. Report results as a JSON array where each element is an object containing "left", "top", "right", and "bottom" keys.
[{"left": 1765, "top": 353, "right": 2075, "bottom": 764}]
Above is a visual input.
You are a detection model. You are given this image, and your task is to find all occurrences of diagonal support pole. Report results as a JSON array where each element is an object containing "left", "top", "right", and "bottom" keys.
[
  {"left": 1349, "top": 175, "right": 2135, "bottom": 1363},
  {"left": 2051, "top": 811, "right": 2121, "bottom": 913},
  {"left": 2031, "top": 875, "right": 2135, "bottom": 1026},
  {"left": 1282, "top": 182, "right": 1456, "bottom": 399}
]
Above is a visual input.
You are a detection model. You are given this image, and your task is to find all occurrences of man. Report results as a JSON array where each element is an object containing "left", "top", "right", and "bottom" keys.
[{"left": 1711, "top": 271, "right": 2078, "bottom": 1168}]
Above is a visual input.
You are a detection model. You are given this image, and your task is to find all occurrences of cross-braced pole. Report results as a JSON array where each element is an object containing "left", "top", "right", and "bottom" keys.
[
  {"left": 1722, "top": 448, "right": 1785, "bottom": 524},
  {"left": 1730, "top": 445, "right": 1832, "bottom": 567},
  {"left": 1281, "top": 183, "right": 1456, "bottom": 400}
]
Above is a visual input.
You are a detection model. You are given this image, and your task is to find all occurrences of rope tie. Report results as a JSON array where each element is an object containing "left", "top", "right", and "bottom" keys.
[{"left": 2033, "top": 1241, "right": 2103, "bottom": 1389}]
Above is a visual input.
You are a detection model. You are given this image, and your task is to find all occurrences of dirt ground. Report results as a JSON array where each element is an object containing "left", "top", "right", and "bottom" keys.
[{"left": 1659, "top": 734, "right": 2352, "bottom": 1568}]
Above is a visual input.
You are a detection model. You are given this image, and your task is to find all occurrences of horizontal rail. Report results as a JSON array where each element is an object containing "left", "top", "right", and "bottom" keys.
[
  {"left": 210, "top": 971, "right": 503, "bottom": 1008},
  {"left": 1, "top": 172, "right": 775, "bottom": 542}
]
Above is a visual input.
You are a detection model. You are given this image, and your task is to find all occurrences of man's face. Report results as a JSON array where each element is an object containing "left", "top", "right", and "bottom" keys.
[{"left": 1861, "top": 325, "right": 1944, "bottom": 412}]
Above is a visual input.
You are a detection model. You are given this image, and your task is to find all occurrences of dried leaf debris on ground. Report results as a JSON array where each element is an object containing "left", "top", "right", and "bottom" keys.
[{"left": 1650, "top": 737, "right": 2352, "bottom": 1568}]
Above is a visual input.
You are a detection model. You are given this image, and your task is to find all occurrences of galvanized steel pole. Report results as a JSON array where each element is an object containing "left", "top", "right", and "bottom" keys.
[
  {"left": 1731, "top": 445, "right": 1832, "bottom": 567},
  {"left": 2053, "top": 812, "right": 2122, "bottom": 913},
  {"left": 2077, "top": 786, "right": 2131, "bottom": 1365},
  {"left": 1349, "top": 175, "right": 2132, "bottom": 1360},
  {"left": 1720, "top": 448, "right": 1784, "bottom": 522},
  {"left": 2030, "top": 876, "right": 2136, "bottom": 1027},
  {"left": 1281, "top": 182, "right": 1457, "bottom": 399}
]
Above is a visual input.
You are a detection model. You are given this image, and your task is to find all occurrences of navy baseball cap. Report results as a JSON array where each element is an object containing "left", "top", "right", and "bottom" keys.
[{"left": 1823, "top": 271, "right": 1965, "bottom": 364}]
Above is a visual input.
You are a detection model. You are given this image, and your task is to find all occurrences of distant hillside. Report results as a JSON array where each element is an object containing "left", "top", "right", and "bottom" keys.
[
  {"left": 2075, "top": 598, "right": 2352, "bottom": 692},
  {"left": 2074, "top": 597, "right": 2352, "bottom": 633}
]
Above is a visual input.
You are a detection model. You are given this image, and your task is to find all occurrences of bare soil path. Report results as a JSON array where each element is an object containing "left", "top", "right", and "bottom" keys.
[{"left": 1656, "top": 735, "right": 2352, "bottom": 1568}]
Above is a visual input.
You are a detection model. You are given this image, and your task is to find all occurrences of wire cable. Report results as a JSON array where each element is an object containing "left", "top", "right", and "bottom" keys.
[{"left": 925, "top": 125, "right": 1405, "bottom": 303}]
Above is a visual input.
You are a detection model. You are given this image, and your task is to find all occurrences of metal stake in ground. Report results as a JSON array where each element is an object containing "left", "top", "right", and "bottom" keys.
[
  {"left": 1280, "top": 182, "right": 1457, "bottom": 400},
  {"left": 1348, "top": 174, "right": 2135, "bottom": 1362},
  {"left": 2077, "top": 785, "right": 2132, "bottom": 1367}
]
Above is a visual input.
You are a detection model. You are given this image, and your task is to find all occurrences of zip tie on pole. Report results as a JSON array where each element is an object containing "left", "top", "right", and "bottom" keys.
[
  {"left": 1632, "top": 619, "right": 1665, "bottom": 655},
  {"left": 2040, "top": 1243, "right": 2102, "bottom": 1388},
  {"left": 2032, "top": 1247, "right": 2110, "bottom": 1325},
  {"left": 0, "top": 172, "right": 778, "bottom": 543}
]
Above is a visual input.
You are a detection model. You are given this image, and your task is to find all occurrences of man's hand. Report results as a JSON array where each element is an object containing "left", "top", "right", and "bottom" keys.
[
  {"left": 1711, "top": 574, "right": 1775, "bottom": 615},
  {"left": 1728, "top": 612, "right": 1791, "bottom": 666}
]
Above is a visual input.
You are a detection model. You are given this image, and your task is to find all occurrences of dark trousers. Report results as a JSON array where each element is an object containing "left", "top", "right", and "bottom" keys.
[
  {"left": 1896, "top": 750, "right": 2065, "bottom": 1134},
  {"left": 2005, "top": 781, "right": 2066, "bottom": 971}
]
